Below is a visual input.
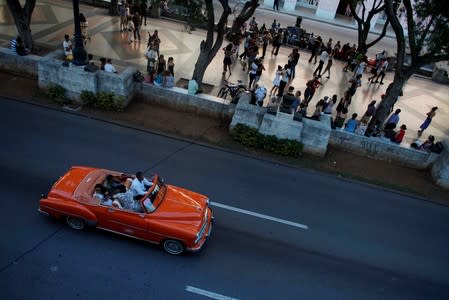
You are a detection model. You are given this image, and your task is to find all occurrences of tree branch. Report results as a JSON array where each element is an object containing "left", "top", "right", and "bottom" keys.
[{"left": 366, "top": 19, "right": 390, "bottom": 49}]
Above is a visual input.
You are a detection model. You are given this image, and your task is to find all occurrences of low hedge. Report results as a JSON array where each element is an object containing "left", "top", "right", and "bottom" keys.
[
  {"left": 47, "top": 84, "right": 72, "bottom": 105},
  {"left": 231, "top": 123, "right": 303, "bottom": 157},
  {"left": 80, "top": 90, "right": 125, "bottom": 112}
]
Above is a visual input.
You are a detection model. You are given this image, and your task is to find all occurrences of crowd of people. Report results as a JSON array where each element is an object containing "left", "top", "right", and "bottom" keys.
[{"left": 227, "top": 16, "right": 439, "bottom": 151}]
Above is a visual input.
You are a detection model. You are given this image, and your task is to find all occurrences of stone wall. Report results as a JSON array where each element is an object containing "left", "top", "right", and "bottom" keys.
[
  {"left": 301, "top": 115, "right": 332, "bottom": 156},
  {"left": 229, "top": 92, "right": 266, "bottom": 128},
  {"left": 0, "top": 47, "right": 41, "bottom": 77},
  {"left": 259, "top": 112, "right": 303, "bottom": 142},
  {"left": 329, "top": 129, "right": 439, "bottom": 169},
  {"left": 139, "top": 83, "right": 234, "bottom": 119},
  {"left": 37, "top": 51, "right": 136, "bottom": 106},
  {"left": 431, "top": 140, "right": 449, "bottom": 189}
]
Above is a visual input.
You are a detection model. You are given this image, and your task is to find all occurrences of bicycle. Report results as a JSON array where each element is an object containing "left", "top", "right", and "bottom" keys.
[{"left": 217, "top": 80, "right": 247, "bottom": 103}]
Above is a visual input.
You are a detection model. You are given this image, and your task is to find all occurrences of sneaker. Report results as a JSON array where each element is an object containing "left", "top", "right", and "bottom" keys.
[{"left": 379, "top": 82, "right": 384, "bottom": 85}]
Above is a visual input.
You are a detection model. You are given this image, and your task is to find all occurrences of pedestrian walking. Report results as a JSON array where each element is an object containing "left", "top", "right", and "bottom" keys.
[
  {"left": 308, "top": 36, "right": 322, "bottom": 64},
  {"left": 273, "top": 0, "right": 279, "bottom": 11},
  {"left": 360, "top": 100, "right": 377, "bottom": 123},
  {"left": 277, "top": 64, "right": 291, "bottom": 97},
  {"left": 132, "top": 12, "right": 141, "bottom": 41},
  {"left": 322, "top": 53, "right": 333, "bottom": 79},
  {"left": 288, "top": 48, "right": 300, "bottom": 79},
  {"left": 304, "top": 76, "right": 321, "bottom": 104},
  {"left": 313, "top": 48, "right": 329, "bottom": 77},
  {"left": 140, "top": 1, "right": 148, "bottom": 26},
  {"left": 126, "top": 17, "right": 135, "bottom": 43},
  {"left": 373, "top": 59, "right": 388, "bottom": 84},
  {"left": 418, "top": 107, "right": 438, "bottom": 137},
  {"left": 271, "top": 30, "right": 282, "bottom": 56},
  {"left": 222, "top": 43, "right": 233, "bottom": 75}
]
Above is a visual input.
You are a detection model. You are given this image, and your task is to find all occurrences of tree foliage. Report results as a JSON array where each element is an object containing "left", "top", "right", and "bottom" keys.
[
  {"left": 228, "top": 0, "right": 259, "bottom": 38},
  {"left": 371, "top": 0, "right": 449, "bottom": 128},
  {"left": 6, "top": 0, "right": 36, "bottom": 51},
  {"left": 348, "top": 0, "right": 389, "bottom": 53}
]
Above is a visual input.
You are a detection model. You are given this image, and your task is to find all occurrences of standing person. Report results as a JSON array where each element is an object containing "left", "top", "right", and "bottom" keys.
[
  {"left": 384, "top": 108, "right": 401, "bottom": 130},
  {"left": 288, "top": 48, "right": 300, "bottom": 79},
  {"left": 323, "top": 94, "right": 337, "bottom": 114},
  {"left": 273, "top": 0, "right": 279, "bottom": 11},
  {"left": 271, "top": 29, "right": 282, "bottom": 56},
  {"left": 150, "top": 30, "right": 161, "bottom": 56},
  {"left": 118, "top": 1, "right": 127, "bottom": 32},
  {"left": 145, "top": 45, "right": 157, "bottom": 77},
  {"left": 303, "top": 76, "right": 321, "bottom": 104},
  {"left": 313, "top": 48, "right": 329, "bottom": 78},
  {"left": 248, "top": 59, "right": 258, "bottom": 89},
  {"left": 348, "top": 74, "right": 362, "bottom": 96},
  {"left": 239, "top": 34, "right": 251, "bottom": 60},
  {"left": 140, "top": 1, "right": 148, "bottom": 26},
  {"left": 277, "top": 64, "right": 291, "bottom": 97},
  {"left": 335, "top": 91, "right": 351, "bottom": 115},
  {"left": 260, "top": 31, "right": 271, "bottom": 59},
  {"left": 132, "top": 12, "right": 141, "bottom": 42},
  {"left": 374, "top": 59, "right": 389, "bottom": 84},
  {"left": 308, "top": 36, "right": 322, "bottom": 64},
  {"left": 127, "top": 17, "right": 135, "bottom": 43},
  {"left": 254, "top": 58, "right": 265, "bottom": 86},
  {"left": 222, "top": 43, "right": 233, "bottom": 75},
  {"left": 167, "top": 57, "right": 175, "bottom": 76},
  {"left": 418, "top": 106, "right": 438, "bottom": 137},
  {"left": 353, "top": 60, "right": 367, "bottom": 79},
  {"left": 322, "top": 52, "right": 333, "bottom": 79},
  {"left": 156, "top": 54, "right": 166, "bottom": 75},
  {"left": 270, "top": 65, "right": 283, "bottom": 96},
  {"left": 360, "top": 100, "right": 377, "bottom": 123}
]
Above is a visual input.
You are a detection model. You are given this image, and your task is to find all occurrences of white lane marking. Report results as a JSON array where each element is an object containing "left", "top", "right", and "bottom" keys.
[
  {"left": 211, "top": 202, "right": 309, "bottom": 230},
  {"left": 185, "top": 285, "right": 239, "bottom": 300}
]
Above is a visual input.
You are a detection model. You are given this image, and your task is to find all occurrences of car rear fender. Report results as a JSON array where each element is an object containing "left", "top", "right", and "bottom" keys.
[{"left": 39, "top": 197, "right": 98, "bottom": 226}]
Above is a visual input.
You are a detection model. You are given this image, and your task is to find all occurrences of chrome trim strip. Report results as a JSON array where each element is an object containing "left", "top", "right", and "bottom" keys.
[
  {"left": 38, "top": 208, "right": 49, "bottom": 216},
  {"left": 96, "top": 227, "right": 159, "bottom": 245},
  {"left": 109, "top": 220, "right": 146, "bottom": 232}
]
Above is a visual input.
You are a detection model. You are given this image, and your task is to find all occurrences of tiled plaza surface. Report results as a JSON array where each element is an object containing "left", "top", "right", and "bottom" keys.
[{"left": 0, "top": 0, "right": 447, "bottom": 143}]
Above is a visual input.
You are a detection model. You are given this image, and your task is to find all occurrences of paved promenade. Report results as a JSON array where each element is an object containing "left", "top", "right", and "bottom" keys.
[{"left": 0, "top": 0, "right": 447, "bottom": 143}]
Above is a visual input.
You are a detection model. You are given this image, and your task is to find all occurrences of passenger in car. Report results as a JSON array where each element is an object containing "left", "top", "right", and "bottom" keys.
[
  {"left": 103, "top": 174, "right": 126, "bottom": 193},
  {"left": 94, "top": 184, "right": 113, "bottom": 206},
  {"left": 112, "top": 188, "right": 143, "bottom": 212},
  {"left": 131, "top": 171, "right": 153, "bottom": 200}
]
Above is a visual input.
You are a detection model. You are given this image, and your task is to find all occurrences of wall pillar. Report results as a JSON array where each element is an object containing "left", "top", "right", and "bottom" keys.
[
  {"left": 283, "top": 0, "right": 297, "bottom": 11},
  {"left": 315, "top": 0, "right": 339, "bottom": 20}
]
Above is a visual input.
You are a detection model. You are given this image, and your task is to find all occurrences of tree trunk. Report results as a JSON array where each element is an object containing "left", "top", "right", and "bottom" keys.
[
  {"left": 369, "top": 0, "right": 408, "bottom": 128},
  {"left": 6, "top": 0, "right": 36, "bottom": 51},
  {"left": 191, "top": 0, "right": 231, "bottom": 86},
  {"left": 229, "top": 0, "right": 259, "bottom": 38},
  {"left": 109, "top": 0, "right": 118, "bottom": 16}
]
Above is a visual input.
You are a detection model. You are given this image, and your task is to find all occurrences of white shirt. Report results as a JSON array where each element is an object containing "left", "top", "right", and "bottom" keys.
[
  {"left": 319, "top": 51, "right": 329, "bottom": 64},
  {"left": 355, "top": 62, "right": 367, "bottom": 75},
  {"left": 104, "top": 63, "right": 117, "bottom": 73},
  {"left": 131, "top": 177, "right": 153, "bottom": 197},
  {"left": 63, "top": 40, "right": 72, "bottom": 56}
]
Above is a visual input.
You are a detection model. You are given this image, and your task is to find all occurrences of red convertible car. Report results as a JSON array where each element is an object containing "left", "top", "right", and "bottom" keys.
[{"left": 39, "top": 166, "right": 213, "bottom": 255}]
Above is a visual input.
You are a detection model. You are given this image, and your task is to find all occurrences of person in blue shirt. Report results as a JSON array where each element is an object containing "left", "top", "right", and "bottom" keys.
[{"left": 344, "top": 113, "right": 358, "bottom": 133}]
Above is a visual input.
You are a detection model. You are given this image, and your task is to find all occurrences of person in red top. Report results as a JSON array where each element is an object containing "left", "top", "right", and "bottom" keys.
[{"left": 391, "top": 124, "right": 407, "bottom": 144}]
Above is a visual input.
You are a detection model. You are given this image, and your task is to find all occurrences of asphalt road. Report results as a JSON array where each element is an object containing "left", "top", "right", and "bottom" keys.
[{"left": 1, "top": 98, "right": 448, "bottom": 299}]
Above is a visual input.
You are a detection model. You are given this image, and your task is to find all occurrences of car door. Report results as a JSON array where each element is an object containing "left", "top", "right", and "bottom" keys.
[{"left": 104, "top": 207, "right": 150, "bottom": 241}]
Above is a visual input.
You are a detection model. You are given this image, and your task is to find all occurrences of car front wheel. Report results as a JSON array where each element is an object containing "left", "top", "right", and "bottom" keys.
[
  {"left": 163, "top": 239, "right": 184, "bottom": 255},
  {"left": 66, "top": 216, "right": 85, "bottom": 230}
]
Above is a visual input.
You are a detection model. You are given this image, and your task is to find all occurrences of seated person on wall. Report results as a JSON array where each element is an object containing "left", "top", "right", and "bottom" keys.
[
  {"left": 391, "top": 124, "right": 407, "bottom": 144},
  {"left": 84, "top": 54, "right": 99, "bottom": 72},
  {"left": 163, "top": 70, "right": 174, "bottom": 88},
  {"left": 250, "top": 84, "right": 267, "bottom": 106},
  {"left": 344, "top": 113, "right": 358, "bottom": 133},
  {"left": 104, "top": 58, "right": 118, "bottom": 73},
  {"left": 188, "top": 77, "right": 201, "bottom": 95},
  {"left": 279, "top": 86, "right": 297, "bottom": 114},
  {"left": 63, "top": 34, "right": 73, "bottom": 61}
]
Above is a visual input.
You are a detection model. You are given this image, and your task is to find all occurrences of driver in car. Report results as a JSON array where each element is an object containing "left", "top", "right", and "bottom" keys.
[{"left": 131, "top": 171, "right": 153, "bottom": 200}]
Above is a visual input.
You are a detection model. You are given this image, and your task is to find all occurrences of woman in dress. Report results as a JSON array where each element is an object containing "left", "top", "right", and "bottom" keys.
[
  {"left": 269, "top": 65, "right": 283, "bottom": 96},
  {"left": 418, "top": 106, "right": 438, "bottom": 137}
]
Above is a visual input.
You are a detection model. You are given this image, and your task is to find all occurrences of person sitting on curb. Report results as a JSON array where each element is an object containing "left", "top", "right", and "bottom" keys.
[
  {"left": 104, "top": 58, "right": 118, "bottom": 73},
  {"left": 63, "top": 34, "right": 73, "bottom": 61},
  {"left": 84, "top": 54, "right": 99, "bottom": 72},
  {"left": 344, "top": 113, "right": 358, "bottom": 133}
]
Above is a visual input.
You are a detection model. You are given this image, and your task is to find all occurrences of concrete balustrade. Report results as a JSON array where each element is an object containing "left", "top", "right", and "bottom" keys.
[
  {"left": 229, "top": 92, "right": 267, "bottom": 129},
  {"left": 431, "top": 140, "right": 449, "bottom": 189},
  {"left": 0, "top": 47, "right": 41, "bottom": 77},
  {"left": 329, "top": 129, "right": 439, "bottom": 169}
]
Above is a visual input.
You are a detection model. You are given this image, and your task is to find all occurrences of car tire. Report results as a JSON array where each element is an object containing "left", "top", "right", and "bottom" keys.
[
  {"left": 66, "top": 216, "right": 85, "bottom": 230},
  {"left": 162, "top": 239, "right": 184, "bottom": 255}
]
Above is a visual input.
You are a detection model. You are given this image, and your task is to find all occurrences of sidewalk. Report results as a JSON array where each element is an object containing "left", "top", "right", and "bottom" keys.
[{"left": 0, "top": 0, "right": 447, "bottom": 143}]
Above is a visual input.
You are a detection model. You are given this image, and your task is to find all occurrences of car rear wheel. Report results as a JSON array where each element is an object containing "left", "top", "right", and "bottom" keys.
[
  {"left": 163, "top": 239, "right": 184, "bottom": 255},
  {"left": 66, "top": 216, "right": 85, "bottom": 230}
]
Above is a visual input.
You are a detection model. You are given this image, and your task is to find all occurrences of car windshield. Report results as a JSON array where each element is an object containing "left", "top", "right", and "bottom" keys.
[{"left": 142, "top": 176, "right": 166, "bottom": 213}]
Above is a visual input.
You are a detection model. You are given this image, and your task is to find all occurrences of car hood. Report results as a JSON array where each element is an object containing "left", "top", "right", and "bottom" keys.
[{"left": 153, "top": 185, "right": 208, "bottom": 223}]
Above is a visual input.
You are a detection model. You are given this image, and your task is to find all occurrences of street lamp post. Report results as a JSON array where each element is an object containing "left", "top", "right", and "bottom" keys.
[{"left": 72, "top": 0, "right": 87, "bottom": 66}]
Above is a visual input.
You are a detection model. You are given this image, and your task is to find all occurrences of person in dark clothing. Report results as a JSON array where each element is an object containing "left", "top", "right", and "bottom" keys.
[
  {"left": 271, "top": 30, "right": 282, "bottom": 56},
  {"left": 132, "top": 12, "right": 141, "bottom": 41},
  {"left": 140, "top": 1, "right": 148, "bottom": 26},
  {"left": 273, "top": 0, "right": 279, "bottom": 11}
]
